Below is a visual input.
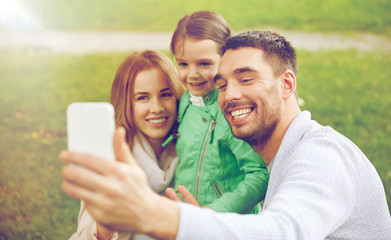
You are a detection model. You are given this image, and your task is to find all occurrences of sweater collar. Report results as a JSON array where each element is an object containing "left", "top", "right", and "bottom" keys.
[{"left": 268, "top": 111, "right": 313, "bottom": 173}]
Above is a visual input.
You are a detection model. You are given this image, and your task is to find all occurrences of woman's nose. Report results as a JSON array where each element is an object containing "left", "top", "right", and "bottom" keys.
[{"left": 150, "top": 98, "right": 164, "bottom": 113}]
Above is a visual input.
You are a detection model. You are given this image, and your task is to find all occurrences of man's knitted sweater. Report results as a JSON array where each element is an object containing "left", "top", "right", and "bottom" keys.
[{"left": 177, "top": 111, "right": 391, "bottom": 239}]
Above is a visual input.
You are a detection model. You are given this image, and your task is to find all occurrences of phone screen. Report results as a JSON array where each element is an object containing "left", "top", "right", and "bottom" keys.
[{"left": 67, "top": 102, "right": 115, "bottom": 161}]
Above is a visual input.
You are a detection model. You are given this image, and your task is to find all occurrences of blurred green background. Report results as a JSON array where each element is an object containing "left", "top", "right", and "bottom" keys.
[{"left": 0, "top": 0, "right": 390, "bottom": 239}]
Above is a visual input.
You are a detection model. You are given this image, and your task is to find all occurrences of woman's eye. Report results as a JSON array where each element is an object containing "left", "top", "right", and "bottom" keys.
[
  {"left": 136, "top": 96, "right": 148, "bottom": 101},
  {"left": 200, "top": 62, "right": 211, "bottom": 67},
  {"left": 161, "top": 92, "right": 173, "bottom": 98}
]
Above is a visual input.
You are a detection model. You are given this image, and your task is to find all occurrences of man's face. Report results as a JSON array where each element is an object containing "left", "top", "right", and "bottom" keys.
[{"left": 216, "top": 47, "right": 282, "bottom": 148}]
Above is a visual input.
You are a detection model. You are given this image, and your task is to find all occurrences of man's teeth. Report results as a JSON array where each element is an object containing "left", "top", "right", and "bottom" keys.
[
  {"left": 149, "top": 118, "right": 166, "bottom": 124},
  {"left": 231, "top": 108, "right": 252, "bottom": 119}
]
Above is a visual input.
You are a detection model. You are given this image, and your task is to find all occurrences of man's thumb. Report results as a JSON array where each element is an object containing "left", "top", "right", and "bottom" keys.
[{"left": 113, "top": 127, "right": 137, "bottom": 165}]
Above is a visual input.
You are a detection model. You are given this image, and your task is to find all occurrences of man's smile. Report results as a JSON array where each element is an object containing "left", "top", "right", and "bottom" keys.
[{"left": 230, "top": 108, "right": 253, "bottom": 119}]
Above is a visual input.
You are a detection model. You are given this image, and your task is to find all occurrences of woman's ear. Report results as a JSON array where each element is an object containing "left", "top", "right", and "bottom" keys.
[{"left": 281, "top": 70, "right": 296, "bottom": 99}]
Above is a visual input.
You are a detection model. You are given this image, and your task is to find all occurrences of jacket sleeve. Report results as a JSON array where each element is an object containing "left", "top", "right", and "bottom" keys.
[{"left": 207, "top": 137, "right": 269, "bottom": 213}]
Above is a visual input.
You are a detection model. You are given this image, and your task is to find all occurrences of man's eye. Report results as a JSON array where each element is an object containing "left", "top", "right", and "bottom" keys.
[{"left": 241, "top": 78, "right": 253, "bottom": 83}]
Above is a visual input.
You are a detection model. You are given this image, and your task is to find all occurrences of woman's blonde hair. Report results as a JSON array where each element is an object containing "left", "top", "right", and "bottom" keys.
[
  {"left": 110, "top": 50, "right": 185, "bottom": 148},
  {"left": 170, "top": 10, "right": 231, "bottom": 56}
]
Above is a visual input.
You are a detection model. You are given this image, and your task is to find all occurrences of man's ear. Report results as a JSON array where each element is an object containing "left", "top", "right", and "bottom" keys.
[{"left": 281, "top": 70, "right": 296, "bottom": 99}]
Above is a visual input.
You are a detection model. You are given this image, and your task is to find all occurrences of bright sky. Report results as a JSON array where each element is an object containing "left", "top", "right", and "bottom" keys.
[{"left": 0, "top": 0, "right": 42, "bottom": 30}]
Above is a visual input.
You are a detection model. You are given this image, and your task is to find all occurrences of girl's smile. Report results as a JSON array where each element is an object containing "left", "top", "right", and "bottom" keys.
[{"left": 175, "top": 38, "right": 221, "bottom": 97}]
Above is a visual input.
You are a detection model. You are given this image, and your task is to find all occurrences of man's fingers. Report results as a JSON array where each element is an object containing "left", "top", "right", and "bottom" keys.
[
  {"left": 61, "top": 164, "right": 107, "bottom": 192},
  {"left": 113, "top": 127, "right": 138, "bottom": 165},
  {"left": 165, "top": 187, "right": 184, "bottom": 202},
  {"left": 59, "top": 127, "right": 138, "bottom": 175},
  {"left": 59, "top": 150, "right": 114, "bottom": 175},
  {"left": 61, "top": 177, "right": 96, "bottom": 201},
  {"left": 177, "top": 185, "right": 200, "bottom": 207}
]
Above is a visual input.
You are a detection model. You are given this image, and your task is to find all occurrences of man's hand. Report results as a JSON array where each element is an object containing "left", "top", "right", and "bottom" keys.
[
  {"left": 60, "top": 127, "right": 179, "bottom": 239},
  {"left": 166, "top": 185, "right": 200, "bottom": 207}
]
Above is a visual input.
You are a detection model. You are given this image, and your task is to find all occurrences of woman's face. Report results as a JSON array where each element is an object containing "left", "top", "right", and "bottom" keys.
[
  {"left": 175, "top": 38, "right": 220, "bottom": 96},
  {"left": 132, "top": 68, "right": 178, "bottom": 143}
]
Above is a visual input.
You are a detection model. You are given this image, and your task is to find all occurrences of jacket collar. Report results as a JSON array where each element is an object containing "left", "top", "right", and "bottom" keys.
[{"left": 178, "top": 89, "right": 219, "bottom": 123}]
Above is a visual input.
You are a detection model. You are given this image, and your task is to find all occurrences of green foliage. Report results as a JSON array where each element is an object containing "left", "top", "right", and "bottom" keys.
[{"left": 17, "top": 0, "right": 391, "bottom": 35}]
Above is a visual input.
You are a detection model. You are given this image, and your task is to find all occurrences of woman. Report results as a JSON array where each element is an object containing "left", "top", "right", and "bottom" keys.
[{"left": 70, "top": 50, "right": 185, "bottom": 240}]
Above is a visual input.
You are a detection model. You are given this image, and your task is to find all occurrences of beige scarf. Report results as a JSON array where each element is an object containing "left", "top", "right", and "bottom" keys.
[{"left": 132, "top": 131, "right": 178, "bottom": 194}]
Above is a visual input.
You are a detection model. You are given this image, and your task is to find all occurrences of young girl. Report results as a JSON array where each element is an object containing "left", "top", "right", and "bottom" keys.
[
  {"left": 70, "top": 50, "right": 185, "bottom": 240},
  {"left": 166, "top": 11, "right": 269, "bottom": 214}
]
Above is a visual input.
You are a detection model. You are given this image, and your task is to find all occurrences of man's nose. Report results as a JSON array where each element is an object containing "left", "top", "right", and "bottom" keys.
[{"left": 225, "top": 82, "right": 242, "bottom": 101}]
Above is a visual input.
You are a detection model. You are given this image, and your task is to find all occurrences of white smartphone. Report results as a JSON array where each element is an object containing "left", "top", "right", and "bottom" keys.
[{"left": 67, "top": 102, "right": 116, "bottom": 161}]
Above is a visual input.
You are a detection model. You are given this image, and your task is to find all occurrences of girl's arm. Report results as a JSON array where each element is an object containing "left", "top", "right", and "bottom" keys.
[{"left": 207, "top": 138, "right": 269, "bottom": 213}]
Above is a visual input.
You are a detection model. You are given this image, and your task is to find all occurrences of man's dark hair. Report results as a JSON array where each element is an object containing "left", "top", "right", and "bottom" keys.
[{"left": 222, "top": 31, "right": 297, "bottom": 76}]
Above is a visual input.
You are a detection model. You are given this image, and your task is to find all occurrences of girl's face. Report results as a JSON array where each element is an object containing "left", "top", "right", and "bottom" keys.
[
  {"left": 175, "top": 38, "right": 221, "bottom": 96},
  {"left": 132, "top": 68, "right": 177, "bottom": 144}
]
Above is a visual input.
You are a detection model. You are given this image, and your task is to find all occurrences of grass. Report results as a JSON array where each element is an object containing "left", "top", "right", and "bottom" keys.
[
  {"left": 0, "top": 48, "right": 390, "bottom": 239},
  {"left": 297, "top": 50, "right": 391, "bottom": 199},
  {"left": 11, "top": 0, "right": 391, "bottom": 35}
]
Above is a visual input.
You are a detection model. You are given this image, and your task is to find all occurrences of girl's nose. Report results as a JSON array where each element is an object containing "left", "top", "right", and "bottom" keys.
[{"left": 188, "top": 65, "right": 199, "bottom": 79}]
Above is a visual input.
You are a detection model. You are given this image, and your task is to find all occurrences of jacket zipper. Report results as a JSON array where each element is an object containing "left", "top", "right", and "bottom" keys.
[
  {"left": 195, "top": 118, "right": 216, "bottom": 200},
  {"left": 213, "top": 182, "right": 222, "bottom": 197},
  {"left": 161, "top": 133, "right": 180, "bottom": 147}
]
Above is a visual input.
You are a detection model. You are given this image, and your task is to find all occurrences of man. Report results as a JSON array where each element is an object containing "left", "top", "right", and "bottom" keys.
[{"left": 61, "top": 31, "right": 391, "bottom": 239}]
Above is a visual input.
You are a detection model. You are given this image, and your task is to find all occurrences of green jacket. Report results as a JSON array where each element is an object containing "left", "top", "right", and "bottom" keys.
[{"left": 174, "top": 89, "right": 269, "bottom": 214}]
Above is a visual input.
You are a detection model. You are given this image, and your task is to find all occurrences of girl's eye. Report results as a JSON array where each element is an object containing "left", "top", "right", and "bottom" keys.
[
  {"left": 178, "top": 62, "right": 188, "bottom": 67},
  {"left": 218, "top": 83, "right": 227, "bottom": 90}
]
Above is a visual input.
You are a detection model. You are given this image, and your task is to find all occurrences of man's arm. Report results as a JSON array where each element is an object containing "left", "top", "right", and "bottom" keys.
[
  {"left": 60, "top": 127, "right": 180, "bottom": 239},
  {"left": 175, "top": 138, "right": 355, "bottom": 240}
]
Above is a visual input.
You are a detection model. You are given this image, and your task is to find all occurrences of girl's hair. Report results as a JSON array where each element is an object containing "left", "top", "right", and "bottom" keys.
[
  {"left": 110, "top": 50, "right": 185, "bottom": 148},
  {"left": 170, "top": 10, "right": 231, "bottom": 56}
]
